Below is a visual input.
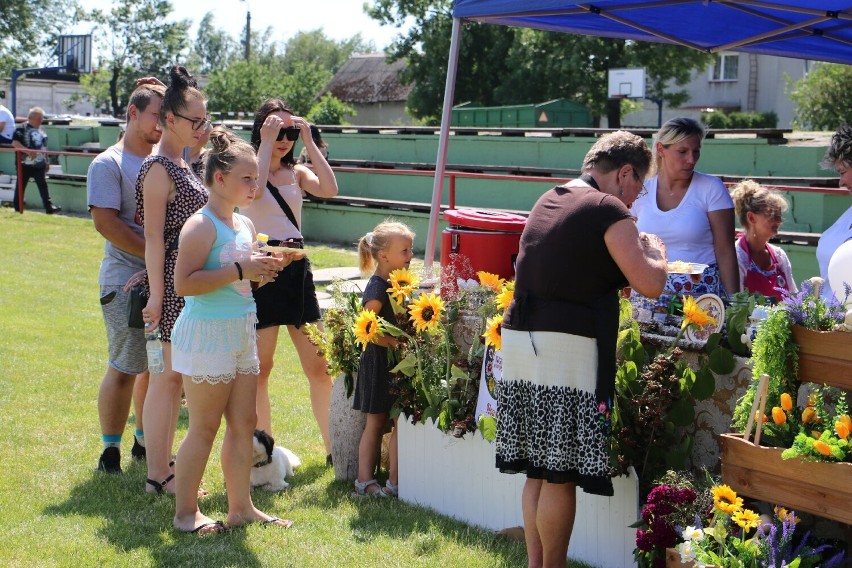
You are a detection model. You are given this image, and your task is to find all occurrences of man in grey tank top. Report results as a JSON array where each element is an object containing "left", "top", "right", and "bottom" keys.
[{"left": 87, "top": 82, "right": 165, "bottom": 474}]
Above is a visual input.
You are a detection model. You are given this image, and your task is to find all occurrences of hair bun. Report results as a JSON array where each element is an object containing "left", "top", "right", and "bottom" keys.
[
  {"left": 208, "top": 126, "right": 237, "bottom": 153},
  {"left": 169, "top": 65, "right": 198, "bottom": 90}
]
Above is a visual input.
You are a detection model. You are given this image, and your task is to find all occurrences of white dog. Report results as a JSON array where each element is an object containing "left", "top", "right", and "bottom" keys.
[{"left": 250, "top": 429, "right": 301, "bottom": 492}]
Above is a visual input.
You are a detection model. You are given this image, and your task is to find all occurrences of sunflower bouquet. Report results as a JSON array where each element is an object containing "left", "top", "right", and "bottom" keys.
[
  {"left": 304, "top": 280, "right": 363, "bottom": 397},
  {"left": 674, "top": 484, "right": 845, "bottom": 567},
  {"left": 387, "top": 270, "right": 511, "bottom": 437}
]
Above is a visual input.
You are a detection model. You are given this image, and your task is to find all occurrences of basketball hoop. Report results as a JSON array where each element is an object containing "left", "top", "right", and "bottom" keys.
[{"left": 57, "top": 35, "right": 93, "bottom": 74}]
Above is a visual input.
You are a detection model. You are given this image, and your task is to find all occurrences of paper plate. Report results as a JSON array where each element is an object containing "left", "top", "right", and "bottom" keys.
[
  {"left": 684, "top": 293, "right": 725, "bottom": 344},
  {"left": 667, "top": 261, "right": 709, "bottom": 275}
]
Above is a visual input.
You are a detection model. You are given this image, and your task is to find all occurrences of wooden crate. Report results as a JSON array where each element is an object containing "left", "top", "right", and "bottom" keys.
[
  {"left": 791, "top": 325, "right": 852, "bottom": 390},
  {"left": 720, "top": 433, "right": 852, "bottom": 524}
]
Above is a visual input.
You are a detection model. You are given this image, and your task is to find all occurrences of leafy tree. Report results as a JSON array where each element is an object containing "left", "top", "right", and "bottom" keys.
[
  {"left": 367, "top": 0, "right": 712, "bottom": 126},
  {"left": 205, "top": 60, "right": 331, "bottom": 115},
  {"left": 0, "top": 0, "right": 80, "bottom": 72},
  {"left": 187, "top": 12, "right": 238, "bottom": 75},
  {"left": 82, "top": 0, "right": 190, "bottom": 117},
  {"left": 307, "top": 93, "right": 356, "bottom": 125},
  {"left": 789, "top": 63, "right": 852, "bottom": 131},
  {"left": 204, "top": 60, "right": 282, "bottom": 114},
  {"left": 281, "top": 30, "right": 374, "bottom": 75}
]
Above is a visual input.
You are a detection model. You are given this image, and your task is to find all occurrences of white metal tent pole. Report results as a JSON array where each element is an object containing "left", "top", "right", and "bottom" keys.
[{"left": 424, "top": 16, "right": 463, "bottom": 273}]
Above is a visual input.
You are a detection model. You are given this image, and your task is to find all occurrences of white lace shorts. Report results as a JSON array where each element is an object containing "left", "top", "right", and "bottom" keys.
[{"left": 171, "top": 312, "right": 260, "bottom": 384}]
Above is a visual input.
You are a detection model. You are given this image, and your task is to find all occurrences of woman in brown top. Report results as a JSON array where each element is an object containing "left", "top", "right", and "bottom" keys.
[{"left": 497, "top": 131, "right": 667, "bottom": 567}]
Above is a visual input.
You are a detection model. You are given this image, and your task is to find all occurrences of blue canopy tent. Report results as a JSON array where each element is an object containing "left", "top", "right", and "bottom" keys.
[{"left": 423, "top": 0, "right": 852, "bottom": 268}]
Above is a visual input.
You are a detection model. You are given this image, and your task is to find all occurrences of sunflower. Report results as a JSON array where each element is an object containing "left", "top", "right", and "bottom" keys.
[
  {"left": 732, "top": 508, "right": 761, "bottom": 530},
  {"left": 353, "top": 309, "right": 381, "bottom": 350},
  {"left": 477, "top": 271, "right": 506, "bottom": 293},
  {"left": 483, "top": 314, "right": 504, "bottom": 351},
  {"left": 711, "top": 484, "right": 743, "bottom": 515},
  {"left": 682, "top": 295, "right": 716, "bottom": 328},
  {"left": 495, "top": 285, "right": 514, "bottom": 311},
  {"left": 409, "top": 293, "right": 444, "bottom": 333},
  {"left": 387, "top": 268, "right": 419, "bottom": 304},
  {"left": 774, "top": 506, "right": 800, "bottom": 524}
]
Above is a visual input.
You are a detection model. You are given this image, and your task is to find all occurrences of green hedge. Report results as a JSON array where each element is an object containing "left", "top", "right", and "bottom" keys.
[{"left": 701, "top": 110, "right": 778, "bottom": 129}]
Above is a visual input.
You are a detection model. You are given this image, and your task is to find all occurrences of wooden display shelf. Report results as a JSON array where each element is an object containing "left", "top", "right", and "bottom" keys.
[
  {"left": 720, "top": 433, "right": 852, "bottom": 525},
  {"left": 791, "top": 325, "right": 852, "bottom": 390}
]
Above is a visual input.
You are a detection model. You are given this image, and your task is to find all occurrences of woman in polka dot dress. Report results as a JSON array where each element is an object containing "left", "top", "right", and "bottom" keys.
[{"left": 136, "top": 66, "right": 209, "bottom": 495}]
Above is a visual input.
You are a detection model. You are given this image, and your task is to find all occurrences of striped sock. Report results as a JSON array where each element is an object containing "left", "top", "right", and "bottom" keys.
[
  {"left": 134, "top": 429, "right": 145, "bottom": 447},
  {"left": 102, "top": 434, "right": 122, "bottom": 450}
]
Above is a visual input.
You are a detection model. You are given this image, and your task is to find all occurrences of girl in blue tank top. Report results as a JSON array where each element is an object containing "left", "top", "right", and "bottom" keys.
[{"left": 170, "top": 127, "right": 297, "bottom": 535}]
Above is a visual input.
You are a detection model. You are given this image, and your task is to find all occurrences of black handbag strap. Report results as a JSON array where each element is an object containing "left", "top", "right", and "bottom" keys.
[{"left": 266, "top": 180, "right": 300, "bottom": 232}]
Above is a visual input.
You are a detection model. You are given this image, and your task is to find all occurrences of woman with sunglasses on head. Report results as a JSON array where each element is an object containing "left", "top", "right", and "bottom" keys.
[
  {"left": 240, "top": 99, "right": 339, "bottom": 462},
  {"left": 135, "top": 66, "right": 210, "bottom": 495},
  {"left": 631, "top": 117, "right": 739, "bottom": 299}
]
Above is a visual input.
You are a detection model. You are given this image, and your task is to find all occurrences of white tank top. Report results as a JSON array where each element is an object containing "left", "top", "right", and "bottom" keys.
[{"left": 240, "top": 169, "right": 303, "bottom": 241}]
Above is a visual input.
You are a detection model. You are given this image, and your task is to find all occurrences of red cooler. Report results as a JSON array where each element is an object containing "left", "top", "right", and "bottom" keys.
[{"left": 440, "top": 208, "right": 527, "bottom": 296}]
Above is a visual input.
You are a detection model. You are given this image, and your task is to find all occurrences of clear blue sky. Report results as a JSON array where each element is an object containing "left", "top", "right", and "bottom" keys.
[{"left": 76, "top": 0, "right": 410, "bottom": 55}]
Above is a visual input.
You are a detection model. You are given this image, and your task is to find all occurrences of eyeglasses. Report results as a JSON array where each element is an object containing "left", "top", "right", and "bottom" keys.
[
  {"left": 632, "top": 169, "right": 648, "bottom": 198},
  {"left": 173, "top": 112, "right": 211, "bottom": 131},
  {"left": 760, "top": 211, "right": 784, "bottom": 222},
  {"left": 276, "top": 126, "right": 301, "bottom": 142}
]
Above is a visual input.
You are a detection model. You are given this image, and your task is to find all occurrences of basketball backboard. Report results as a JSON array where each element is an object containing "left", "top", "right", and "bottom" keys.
[
  {"left": 57, "top": 35, "right": 92, "bottom": 74},
  {"left": 607, "top": 68, "right": 645, "bottom": 99}
]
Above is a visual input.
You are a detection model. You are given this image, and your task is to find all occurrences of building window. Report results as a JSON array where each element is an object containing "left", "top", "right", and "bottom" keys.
[{"left": 711, "top": 53, "right": 739, "bottom": 81}]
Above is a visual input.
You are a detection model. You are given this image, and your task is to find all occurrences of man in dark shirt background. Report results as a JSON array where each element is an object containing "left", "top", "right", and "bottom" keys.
[{"left": 12, "top": 106, "right": 60, "bottom": 213}]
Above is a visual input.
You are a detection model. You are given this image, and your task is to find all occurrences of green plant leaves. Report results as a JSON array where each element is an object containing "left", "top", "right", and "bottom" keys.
[
  {"left": 668, "top": 397, "right": 696, "bottom": 426},
  {"left": 391, "top": 353, "right": 418, "bottom": 377},
  {"left": 477, "top": 415, "right": 497, "bottom": 442},
  {"left": 691, "top": 367, "right": 716, "bottom": 401},
  {"left": 708, "top": 346, "right": 735, "bottom": 375}
]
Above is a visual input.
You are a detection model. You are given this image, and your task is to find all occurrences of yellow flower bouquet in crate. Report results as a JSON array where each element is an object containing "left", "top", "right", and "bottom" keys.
[{"left": 352, "top": 269, "right": 512, "bottom": 438}]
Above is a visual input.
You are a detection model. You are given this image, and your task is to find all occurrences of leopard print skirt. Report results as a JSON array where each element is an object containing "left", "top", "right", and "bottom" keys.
[{"left": 495, "top": 329, "right": 614, "bottom": 496}]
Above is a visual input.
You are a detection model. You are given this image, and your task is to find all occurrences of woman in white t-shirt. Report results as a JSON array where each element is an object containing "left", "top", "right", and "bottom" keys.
[
  {"left": 816, "top": 124, "right": 852, "bottom": 298},
  {"left": 632, "top": 117, "right": 739, "bottom": 300}
]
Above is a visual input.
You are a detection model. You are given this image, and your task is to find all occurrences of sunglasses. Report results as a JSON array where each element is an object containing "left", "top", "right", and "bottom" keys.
[{"left": 276, "top": 126, "right": 301, "bottom": 142}]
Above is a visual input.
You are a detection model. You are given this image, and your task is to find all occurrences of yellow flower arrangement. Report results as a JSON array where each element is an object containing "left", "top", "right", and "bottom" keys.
[
  {"left": 682, "top": 295, "right": 717, "bottom": 328},
  {"left": 387, "top": 268, "right": 419, "bottom": 305},
  {"left": 711, "top": 484, "right": 743, "bottom": 515},
  {"left": 409, "top": 292, "right": 444, "bottom": 334},
  {"left": 732, "top": 508, "right": 760, "bottom": 530},
  {"left": 495, "top": 283, "right": 514, "bottom": 311},
  {"left": 353, "top": 309, "right": 382, "bottom": 350},
  {"left": 476, "top": 270, "right": 505, "bottom": 293},
  {"left": 482, "top": 314, "right": 504, "bottom": 351}
]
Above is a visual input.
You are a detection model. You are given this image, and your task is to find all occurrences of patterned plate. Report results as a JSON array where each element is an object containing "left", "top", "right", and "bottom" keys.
[{"left": 684, "top": 293, "right": 725, "bottom": 344}]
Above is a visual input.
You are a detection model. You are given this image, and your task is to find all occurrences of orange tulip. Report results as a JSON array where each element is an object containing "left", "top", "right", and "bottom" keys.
[
  {"left": 813, "top": 440, "right": 832, "bottom": 456},
  {"left": 836, "top": 421, "right": 850, "bottom": 440},
  {"left": 780, "top": 393, "right": 793, "bottom": 412},
  {"left": 840, "top": 415, "right": 852, "bottom": 430},
  {"left": 772, "top": 407, "right": 786, "bottom": 425},
  {"left": 802, "top": 407, "right": 816, "bottom": 424}
]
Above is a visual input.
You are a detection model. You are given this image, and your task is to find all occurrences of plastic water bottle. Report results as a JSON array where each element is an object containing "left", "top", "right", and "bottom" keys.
[
  {"left": 256, "top": 232, "right": 269, "bottom": 252},
  {"left": 145, "top": 325, "right": 165, "bottom": 374}
]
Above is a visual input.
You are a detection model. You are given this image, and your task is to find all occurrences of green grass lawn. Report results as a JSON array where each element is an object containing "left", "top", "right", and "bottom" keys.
[{"left": 0, "top": 208, "right": 535, "bottom": 567}]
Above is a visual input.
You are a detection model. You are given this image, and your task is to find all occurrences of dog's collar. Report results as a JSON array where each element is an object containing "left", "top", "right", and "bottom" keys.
[{"left": 253, "top": 456, "right": 273, "bottom": 468}]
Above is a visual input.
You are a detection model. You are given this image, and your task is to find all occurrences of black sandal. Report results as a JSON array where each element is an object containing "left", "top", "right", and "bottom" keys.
[
  {"left": 184, "top": 520, "right": 228, "bottom": 535},
  {"left": 146, "top": 473, "right": 175, "bottom": 494}
]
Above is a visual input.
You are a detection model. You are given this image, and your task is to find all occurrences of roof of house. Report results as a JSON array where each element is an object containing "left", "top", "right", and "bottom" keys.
[{"left": 322, "top": 53, "right": 413, "bottom": 104}]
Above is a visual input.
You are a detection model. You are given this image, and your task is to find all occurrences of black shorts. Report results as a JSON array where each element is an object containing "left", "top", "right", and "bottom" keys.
[{"left": 253, "top": 257, "right": 321, "bottom": 329}]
